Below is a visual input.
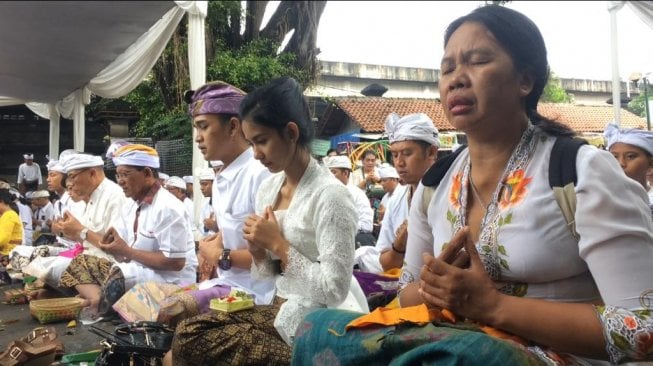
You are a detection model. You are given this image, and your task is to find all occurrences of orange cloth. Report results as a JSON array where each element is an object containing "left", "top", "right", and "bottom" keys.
[
  {"left": 340, "top": 304, "right": 528, "bottom": 346},
  {"left": 380, "top": 268, "right": 401, "bottom": 278},
  {"left": 343, "top": 304, "right": 456, "bottom": 332}
]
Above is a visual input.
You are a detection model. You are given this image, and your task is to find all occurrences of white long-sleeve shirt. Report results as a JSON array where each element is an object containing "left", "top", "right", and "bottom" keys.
[
  {"left": 17, "top": 163, "right": 42, "bottom": 184},
  {"left": 346, "top": 184, "right": 374, "bottom": 232},
  {"left": 252, "top": 158, "right": 357, "bottom": 345}
]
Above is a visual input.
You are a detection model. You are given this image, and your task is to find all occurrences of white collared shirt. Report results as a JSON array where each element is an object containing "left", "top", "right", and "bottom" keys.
[
  {"left": 33, "top": 201, "right": 54, "bottom": 231},
  {"left": 16, "top": 201, "right": 33, "bottom": 245},
  {"left": 17, "top": 163, "right": 42, "bottom": 184},
  {"left": 79, "top": 178, "right": 128, "bottom": 260},
  {"left": 114, "top": 187, "right": 198, "bottom": 288},
  {"left": 211, "top": 148, "right": 275, "bottom": 303},
  {"left": 55, "top": 192, "right": 86, "bottom": 248},
  {"left": 199, "top": 198, "right": 215, "bottom": 236},
  {"left": 345, "top": 184, "right": 374, "bottom": 232}
]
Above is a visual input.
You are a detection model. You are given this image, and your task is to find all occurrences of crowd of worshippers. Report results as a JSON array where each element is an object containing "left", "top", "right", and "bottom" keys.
[{"left": 0, "top": 6, "right": 652, "bottom": 365}]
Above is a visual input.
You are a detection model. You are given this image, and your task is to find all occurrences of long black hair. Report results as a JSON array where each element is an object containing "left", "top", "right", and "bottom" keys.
[
  {"left": 444, "top": 5, "right": 574, "bottom": 137},
  {"left": 239, "top": 76, "right": 314, "bottom": 147}
]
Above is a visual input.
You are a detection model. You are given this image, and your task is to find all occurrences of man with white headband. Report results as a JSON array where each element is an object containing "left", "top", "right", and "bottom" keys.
[
  {"left": 355, "top": 112, "right": 439, "bottom": 274},
  {"left": 166, "top": 176, "right": 199, "bottom": 240},
  {"left": 45, "top": 151, "right": 86, "bottom": 249},
  {"left": 324, "top": 155, "right": 375, "bottom": 247},
  {"left": 60, "top": 143, "right": 197, "bottom": 316},
  {"left": 182, "top": 176, "right": 194, "bottom": 200},
  {"left": 57, "top": 152, "right": 127, "bottom": 261},
  {"left": 377, "top": 163, "right": 402, "bottom": 223},
  {"left": 197, "top": 167, "right": 218, "bottom": 238},
  {"left": 17, "top": 153, "right": 42, "bottom": 194},
  {"left": 31, "top": 190, "right": 54, "bottom": 244}
]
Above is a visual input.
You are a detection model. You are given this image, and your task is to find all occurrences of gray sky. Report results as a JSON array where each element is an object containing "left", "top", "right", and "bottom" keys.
[{"left": 303, "top": 1, "right": 653, "bottom": 82}]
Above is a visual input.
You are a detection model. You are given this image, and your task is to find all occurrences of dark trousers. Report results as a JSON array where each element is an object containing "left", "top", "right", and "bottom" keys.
[{"left": 355, "top": 230, "right": 376, "bottom": 249}]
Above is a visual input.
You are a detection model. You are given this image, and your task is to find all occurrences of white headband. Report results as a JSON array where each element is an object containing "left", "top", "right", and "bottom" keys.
[
  {"left": 60, "top": 153, "right": 104, "bottom": 171},
  {"left": 323, "top": 155, "right": 352, "bottom": 170},
  {"left": 604, "top": 122, "right": 653, "bottom": 156},
  {"left": 46, "top": 159, "right": 65, "bottom": 173},
  {"left": 379, "top": 165, "right": 399, "bottom": 179},
  {"left": 166, "top": 176, "right": 186, "bottom": 190},
  {"left": 385, "top": 112, "right": 439, "bottom": 147},
  {"left": 197, "top": 168, "right": 215, "bottom": 180}
]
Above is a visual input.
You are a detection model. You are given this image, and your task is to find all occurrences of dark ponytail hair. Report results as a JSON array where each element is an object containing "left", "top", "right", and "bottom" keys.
[
  {"left": 239, "top": 77, "right": 314, "bottom": 147},
  {"left": 444, "top": 5, "right": 574, "bottom": 137}
]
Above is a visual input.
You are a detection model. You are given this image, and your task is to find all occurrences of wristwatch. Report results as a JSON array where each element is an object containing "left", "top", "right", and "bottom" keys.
[
  {"left": 218, "top": 249, "right": 232, "bottom": 271},
  {"left": 79, "top": 228, "right": 89, "bottom": 241}
]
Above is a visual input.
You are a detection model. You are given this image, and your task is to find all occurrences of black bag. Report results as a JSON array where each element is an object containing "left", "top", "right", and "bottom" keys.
[{"left": 89, "top": 321, "right": 174, "bottom": 366}]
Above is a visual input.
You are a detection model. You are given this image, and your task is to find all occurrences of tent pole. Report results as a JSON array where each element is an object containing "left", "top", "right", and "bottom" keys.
[
  {"left": 186, "top": 1, "right": 208, "bottom": 241},
  {"left": 48, "top": 104, "right": 60, "bottom": 159},
  {"left": 609, "top": 2, "right": 623, "bottom": 126}
]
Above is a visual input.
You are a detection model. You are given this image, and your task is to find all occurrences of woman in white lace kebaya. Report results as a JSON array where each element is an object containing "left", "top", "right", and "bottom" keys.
[{"left": 170, "top": 77, "right": 358, "bottom": 365}]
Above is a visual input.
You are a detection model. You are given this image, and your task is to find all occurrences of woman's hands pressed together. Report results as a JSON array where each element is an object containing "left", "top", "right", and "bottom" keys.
[
  {"left": 418, "top": 227, "right": 503, "bottom": 325},
  {"left": 243, "top": 206, "right": 289, "bottom": 263}
]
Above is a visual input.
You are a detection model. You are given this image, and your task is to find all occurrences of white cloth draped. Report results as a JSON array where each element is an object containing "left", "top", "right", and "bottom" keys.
[
  {"left": 176, "top": 0, "right": 209, "bottom": 230},
  {"left": 0, "top": 1, "right": 207, "bottom": 157}
]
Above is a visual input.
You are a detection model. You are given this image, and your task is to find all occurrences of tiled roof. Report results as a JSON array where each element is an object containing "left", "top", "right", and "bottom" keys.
[{"left": 333, "top": 97, "right": 647, "bottom": 133}]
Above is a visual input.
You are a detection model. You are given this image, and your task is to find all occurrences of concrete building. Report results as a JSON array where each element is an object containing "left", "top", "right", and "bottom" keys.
[{"left": 307, "top": 60, "right": 640, "bottom": 105}]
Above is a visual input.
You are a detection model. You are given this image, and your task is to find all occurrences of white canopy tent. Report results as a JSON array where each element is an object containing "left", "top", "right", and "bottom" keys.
[
  {"left": 0, "top": 0, "right": 208, "bottom": 227},
  {"left": 609, "top": 1, "right": 653, "bottom": 126}
]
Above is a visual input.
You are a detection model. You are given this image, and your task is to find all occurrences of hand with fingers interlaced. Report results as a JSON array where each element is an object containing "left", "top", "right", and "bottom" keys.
[
  {"left": 418, "top": 226, "right": 502, "bottom": 323},
  {"left": 243, "top": 206, "right": 289, "bottom": 261}
]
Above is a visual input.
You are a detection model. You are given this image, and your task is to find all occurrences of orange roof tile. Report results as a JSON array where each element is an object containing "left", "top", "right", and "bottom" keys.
[{"left": 333, "top": 97, "right": 647, "bottom": 133}]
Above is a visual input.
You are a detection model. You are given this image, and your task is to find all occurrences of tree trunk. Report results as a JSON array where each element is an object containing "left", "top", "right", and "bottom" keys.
[
  {"left": 282, "top": 1, "right": 326, "bottom": 82},
  {"left": 259, "top": 1, "right": 327, "bottom": 82},
  {"left": 244, "top": 1, "right": 269, "bottom": 42}
]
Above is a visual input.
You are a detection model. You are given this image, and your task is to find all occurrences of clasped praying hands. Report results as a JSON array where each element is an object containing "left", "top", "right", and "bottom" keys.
[
  {"left": 418, "top": 226, "right": 503, "bottom": 324},
  {"left": 243, "top": 206, "right": 288, "bottom": 261}
]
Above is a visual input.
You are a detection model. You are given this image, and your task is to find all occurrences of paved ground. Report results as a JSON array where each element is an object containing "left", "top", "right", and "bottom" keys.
[{"left": 0, "top": 280, "right": 117, "bottom": 362}]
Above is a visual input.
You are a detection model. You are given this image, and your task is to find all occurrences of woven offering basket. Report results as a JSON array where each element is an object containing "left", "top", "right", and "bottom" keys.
[{"left": 29, "top": 297, "right": 85, "bottom": 324}]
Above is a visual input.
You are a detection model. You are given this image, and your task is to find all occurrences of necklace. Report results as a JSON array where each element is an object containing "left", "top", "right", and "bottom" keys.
[{"left": 468, "top": 172, "right": 488, "bottom": 210}]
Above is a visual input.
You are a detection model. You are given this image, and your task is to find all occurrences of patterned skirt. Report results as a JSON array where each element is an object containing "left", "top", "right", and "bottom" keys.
[
  {"left": 291, "top": 308, "right": 552, "bottom": 366},
  {"left": 59, "top": 254, "right": 113, "bottom": 288},
  {"left": 172, "top": 298, "right": 291, "bottom": 366}
]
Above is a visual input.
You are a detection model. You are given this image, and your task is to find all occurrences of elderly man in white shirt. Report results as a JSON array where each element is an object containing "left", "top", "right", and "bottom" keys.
[
  {"left": 189, "top": 81, "right": 275, "bottom": 305},
  {"left": 17, "top": 153, "right": 42, "bottom": 194},
  {"left": 324, "top": 155, "right": 376, "bottom": 248},
  {"left": 60, "top": 143, "right": 197, "bottom": 316},
  {"left": 23, "top": 153, "right": 128, "bottom": 290}
]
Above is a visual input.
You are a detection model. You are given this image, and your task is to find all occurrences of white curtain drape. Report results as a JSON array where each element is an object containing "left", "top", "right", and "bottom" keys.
[
  {"left": 26, "top": 4, "right": 185, "bottom": 154},
  {"left": 0, "top": 1, "right": 207, "bottom": 159}
]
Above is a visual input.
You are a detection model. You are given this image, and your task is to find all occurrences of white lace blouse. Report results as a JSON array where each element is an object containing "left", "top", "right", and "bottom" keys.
[{"left": 251, "top": 158, "right": 358, "bottom": 345}]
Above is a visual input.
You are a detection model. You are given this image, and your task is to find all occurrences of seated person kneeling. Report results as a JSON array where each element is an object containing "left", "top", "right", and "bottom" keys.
[{"left": 59, "top": 143, "right": 198, "bottom": 315}]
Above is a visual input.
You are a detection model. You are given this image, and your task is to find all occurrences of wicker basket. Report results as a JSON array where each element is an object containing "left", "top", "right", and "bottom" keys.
[{"left": 29, "top": 297, "right": 85, "bottom": 324}]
